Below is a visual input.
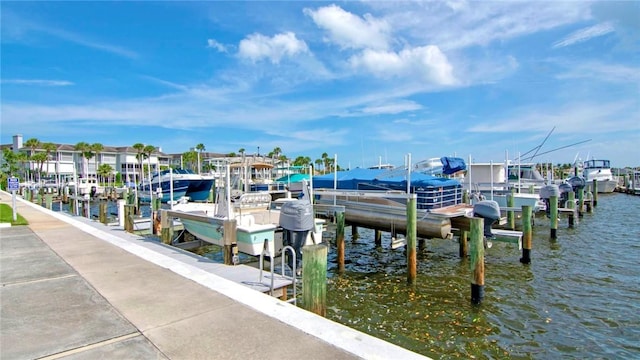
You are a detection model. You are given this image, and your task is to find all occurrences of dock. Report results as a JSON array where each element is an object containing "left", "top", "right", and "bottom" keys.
[{"left": 0, "top": 191, "right": 429, "bottom": 360}]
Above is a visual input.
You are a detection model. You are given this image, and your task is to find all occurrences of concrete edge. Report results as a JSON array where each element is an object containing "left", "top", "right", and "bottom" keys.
[{"left": 5, "top": 191, "right": 430, "bottom": 360}]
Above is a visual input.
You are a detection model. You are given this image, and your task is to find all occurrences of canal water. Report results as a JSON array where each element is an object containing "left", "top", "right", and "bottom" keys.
[
  {"left": 321, "top": 192, "right": 639, "bottom": 359},
  {"left": 53, "top": 193, "right": 639, "bottom": 358}
]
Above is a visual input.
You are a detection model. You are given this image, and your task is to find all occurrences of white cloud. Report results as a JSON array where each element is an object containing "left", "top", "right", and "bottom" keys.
[
  {"left": 238, "top": 32, "right": 309, "bottom": 64},
  {"left": 361, "top": 100, "right": 422, "bottom": 115},
  {"left": 304, "top": 4, "right": 391, "bottom": 51},
  {"left": 553, "top": 22, "right": 615, "bottom": 48},
  {"left": 1, "top": 79, "right": 74, "bottom": 86},
  {"left": 207, "top": 39, "right": 228, "bottom": 52},
  {"left": 349, "top": 46, "right": 457, "bottom": 85}
]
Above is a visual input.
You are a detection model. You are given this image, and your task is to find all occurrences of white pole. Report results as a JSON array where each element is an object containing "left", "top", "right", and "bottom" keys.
[
  {"left": 490, "top": 160, "right": 494, "bottom": 200},
  {"left": 169, "top": 167, "right": 174, "bottom": 210},
  {"left": 226, "top": 163, "right": 232, "bottom": 219},
  {"left": 406, "top": 153, "right": 412, "bottom": 195},
  {"left": 333, "top": 154, "right": 338, "bottom": 206},
  {"left": 148, "top": 156, "right": 153, "bottom": 213}
]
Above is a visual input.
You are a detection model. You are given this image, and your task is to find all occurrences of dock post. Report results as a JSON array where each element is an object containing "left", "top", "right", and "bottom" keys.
[
  {"left": 592, "top": 179, "right": 598, "bottom": 207},
  {"left": 45, "top": 194, "right": 53, "bottom": 210},
  {"left": 336, "top": 210, "right": 345, "bottom": 273},
  {"left": 124, "top": 204, "right": 134, "bottom": 232},
  {"left": 69, "top": 195, "right": 75, "bottom": 215},
  {"left": 567, "top": 191, "right": 576, "bottom": 228},
  {"left": 223, "top": 219, "right": 237, "bottom": 265},
  {"left": 374, "top": 230, "right": 382, "bottom": 247},
  {"left": 469, "top": 217, "right": 484, "bottom": 305},
  {"left": 406, "top": 194, "right": 417, "bottom": 285},
  {"left": 549, "top": 195, "right": 558, "bottom": 239},
  {"left": 507, "top": 189, "right": 515, "bottom": 230},
  {"left": 351, "top": 225, "right": 359, "bottom": 240},
  {"left": 118, "top": 199, "right": 125, "bottom": 227},
  {"left": 462, "top": 191, "right": 470, "bottom": 204},
  {"left": 99, "top": 198, "right": 107, "bottom": 224},
  {"left": 578, "top": 188, "right": 584, "bottom": 218},
  {"left": 520, "top": 205, "right": 532, "bottom": 264},
  {"left": 459, "top": 231, "right": 468, "bottom": 258},
  {"left": 152, "top": 197, "right": 161, "bottom": 235},
  {"left": 302, "top": 244, "right": 328, "bottom": 316},
  {"left": 160, "top": 210, "right": 173, "bottom": 244}
]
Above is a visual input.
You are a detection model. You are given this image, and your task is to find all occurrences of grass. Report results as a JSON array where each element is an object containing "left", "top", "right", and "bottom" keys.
[{"left": 0, "top": 203, "right": 29, "bottom": 225}]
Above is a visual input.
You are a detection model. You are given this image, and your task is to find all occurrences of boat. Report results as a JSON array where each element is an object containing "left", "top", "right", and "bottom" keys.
[
  {"left": 462, "top": 162, "right": 546, "bottom": 212},
  {"left": 172, "top": 180, "right": 324, "bottom": 257},
  {"left": 66, "top": 177, "right": 103, "bottom": 197},
  {"left": 138, "top": 170, "right": 189, "bottom": 203},
  {"left": 171, "top": 168, "right": 215, "bottom": 201},
  {"left": 582, "top": 159, "right": 618, "bottom": 193}
]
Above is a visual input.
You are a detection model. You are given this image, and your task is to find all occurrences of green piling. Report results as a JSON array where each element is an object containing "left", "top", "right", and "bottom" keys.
[
  {"left": 406, "top": 195, "right": 417, "bottom": 285},
  {"left": 520, "top": 205, "right": 532, "bottom": 264},
  {"left": 550, "top": 195, "right": 558, "bottom": 239},
  {"left": 469, "top": 217, "right": 484, "bottom": 305},
  {"left": 302, "top": 244, "right": 328, "bottom": 316}
]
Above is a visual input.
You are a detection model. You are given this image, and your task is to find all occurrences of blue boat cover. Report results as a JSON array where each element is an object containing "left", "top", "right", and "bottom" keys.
[
  {"left": 312, "top": 168, "right": 460, "bottom": 190},
  {"left": 440, "top": 157, "right": 466, "bottom": 175}
]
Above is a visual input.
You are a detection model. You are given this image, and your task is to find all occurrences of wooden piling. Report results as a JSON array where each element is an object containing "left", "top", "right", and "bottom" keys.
[
  {"left": 223, "top": 219, "right": 237, "bottom": 265},
  {"left": 549, "top": 195, "right": 558, "bottom": 239},
  {"left": 351, "top": 224, "right": 359, "bottom": 240},
  {"left": 578, "top": 188, "right": 584, "bottom": 218},
  {"left": 302, "top": 244, "right": 328, "bottom": 316},
  {"left": 462, "top": 191, "right": 469, "bottom": 204},
  {"left": 406, "top": 195, "right": 417, "bottom": 285},
  {"left": 469, "top": 217, "right": 484, "bottom": 305},
  {"left": 520, "top": 205, "right": 532, "bottom": 264},
  {"left": 124, "top": 204, "right": 134, "bottom": 232},
  {"left": 160, "top": 210, "right": 173, "bottom": 244},
  {"left": 507, "top": 189, "right": 515, "bottom": 230},
  {"left": 567, "top": 191, "right": 576, "bottom": 228},
  {"left": 45, "top": 194, "right": 53, "bottom": 210},
  {"left": 336, "top": 210, "right": 345, "bottom": 273},
  {"left": 99, "top": 198, "right": 107, "bottom": 224},
  {"left": 592, "top": 179, "right": 598, "bottom": 207},
  {"left": 374, "top": 229, "right": 382, "bottom": 247},
  {"left": 459, "top": 231, "right": 468, "bottom": 258}
]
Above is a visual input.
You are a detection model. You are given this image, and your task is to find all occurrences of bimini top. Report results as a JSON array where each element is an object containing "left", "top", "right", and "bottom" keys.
[{"left": 312, "top": 168, "right": 461, "bottom": 190}]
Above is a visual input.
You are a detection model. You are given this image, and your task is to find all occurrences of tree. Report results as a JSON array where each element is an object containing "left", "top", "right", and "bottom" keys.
[
  {"left": 97, "top": 164, "right": 114, "bottom": 185},
  {"left": 132, "top": 143, "right": 145, "bottom": 184},
  {"left": 182, "top": 150, "right": 197, "bottom": 171},
  {"left": 32, "top": 152, "right": 48, "bottom": 182},
  {"left": 74, "top": 142, "right": 90, "bottom": 178},
  {"left": 41, "top": 142, "right": 57, "bottom": 180},
  {"left": 143, "top": 145, "right": 156, "bottom": 182},
  {"left": 1, "top": 148, "right": 20, "bottom": 177},
  {"left": 24, "top": 138, "right": 40, "bottom": 182},
  {"left": 321, "top": 152, "right": 329, "bottom": 174},
  {"left": 196, "top": 143, "right": 205, "bottom": 174},
  {"left": 91, "top": 143, "right": 104, "bottom": 180}
]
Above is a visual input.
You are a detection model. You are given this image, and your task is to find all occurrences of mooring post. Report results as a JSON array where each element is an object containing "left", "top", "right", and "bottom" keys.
[
  {"left": 459, "top": 231, "right": 468, "bottom": 258},
  {"left": 592, "top": 179, "right": 598, "bottom": 207},
  {"left": 124, "top": 204, "right": 134, "bottom": 232},
  {"left": 567, "top": 191, "right": 576, "bottom": 228},
  {"left": 406, "top": 194, "right": 417, "bottom": 285},
  {"left": 577, "top": 188, "right": 584, "bottom": 218},
  {"left": 223, "top": 219, "right": 237, "bottom": 265},
  {"left": 302, "top": 244, "right": 328, "bottom": 316},
  {"left": 507, "top": 189, "right": 515, "bottom": 230},
  {"left": 45, "top": 194, "right": 53, "bottom": 210},
  {"left": 549, "top": 195, "right": 558, "bottom": 239},
  {"left": 69, "top": 195, "right": 75, "bottom": 215},
  {"left": 462, "top": 191, "right": 470, "bottom": 204},
  {"left": 160, "top": 210, "right": 173, "bottom": 244},
  {"left": 374, "top": 229, "right": 382, "bottom": 247},
  {"left": 336, "top": 210, "right": 345, "bottom": 273},
  {"left": 152, "top": 197, "right": 161, "bottom": 235},
  {"left": 351, "top": 224, "right": 359, "bottom": 240},
  {"left": 99, "top": 198, "right": 107, "bottom": 224},
  {"left": 117, "top": 199, "right": 125, "bottom": 227},
  {"left": 469, "top": 217, "right": 484, "bottom": 305},
  {"left": 520, "top": 205, "right": 532, "bottom": 264}
]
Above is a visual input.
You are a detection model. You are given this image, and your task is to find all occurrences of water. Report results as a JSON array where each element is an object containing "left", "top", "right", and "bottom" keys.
[
  {"left": 321, "top": 193, "right": 640, "bottom": 359},
  {"left": 52, "top": 194, "right": 640, "bottom": 358}
]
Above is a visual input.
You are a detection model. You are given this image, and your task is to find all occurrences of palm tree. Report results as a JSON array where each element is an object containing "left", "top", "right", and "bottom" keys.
[
  {"left": 321, "top": 152, "right": 329, "bottom": 174},
  {"left": 315, "top": 159, "right": 323, "bottom": 173},
  {"left": 132, "top": 143, "right": 145, "bottom": 184},
  {"left": 91, "top": 143, "right": 104, "bottom": 182},
  {"left": 182, "top": 150, "right": 197, "bottom": 171},
  {"left": 143, "top": 145, "right": 156, "bottom": 189},
  {"left": 74, "top": 142, "right": 90, "bottom": 178},
  {"left": 1, "top": 148, "right": 20, "bottom": 177},
  {"left": 97, "top": 164, "right": 114, "bottom": 186},
  {"left": 24, "top": 138, "right": 40, "bottom": 182},
  {"left": 41, "top": 142, "right": 57, "bottom": 180},
  {"left": 196, "top": 143, "right": 205, "bottom": 174},
  {"left": 32, "top": 152, "right": 48, "bottom": 182}
]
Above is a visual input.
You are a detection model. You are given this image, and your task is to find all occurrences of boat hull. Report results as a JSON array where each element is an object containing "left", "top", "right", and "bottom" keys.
[
  {"left": 584, "top": 180, "right": 617, "bottom": 193},
  {"left": 185, "top": 178, "right": 215, "bottom": 201}
]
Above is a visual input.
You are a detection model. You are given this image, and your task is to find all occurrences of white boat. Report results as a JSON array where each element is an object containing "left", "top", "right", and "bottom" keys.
[
  {"left": 582, "top": 159, "right": 618, "bottom": 193},
  {"left": 172, "top": 187, "right": 324, "bottom": 257},
  {"left": 138, "top": 170, "right": 189, "bottom": 203},
  {"left": 66, "top": 178, "right": 103, "bottom": 196}
]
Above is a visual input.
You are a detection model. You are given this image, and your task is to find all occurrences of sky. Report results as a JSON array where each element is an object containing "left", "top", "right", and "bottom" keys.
[{"left": 1, "top": 1, "right": 639, "bottom": 169}]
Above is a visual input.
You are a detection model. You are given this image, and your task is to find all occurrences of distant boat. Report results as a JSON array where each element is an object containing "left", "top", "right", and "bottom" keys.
[
  {"left": 582, "top": 159, "right": 618, "bottom": 193},
  {"left": 171, "top": 168, "right": 215, "bottom": 202},
  {"left": 138, "top": 170, "right": 189, "bottom": 203}
]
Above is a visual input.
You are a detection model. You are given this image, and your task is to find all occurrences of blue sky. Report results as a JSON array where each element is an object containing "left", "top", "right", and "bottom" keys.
[{"left": 1, "top": 1, "right": 639, "bottom": 168}]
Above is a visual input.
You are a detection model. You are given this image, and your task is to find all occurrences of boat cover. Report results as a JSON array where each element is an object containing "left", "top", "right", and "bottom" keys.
[
  {"left": 440, "top": 157, "right": 466, "bottom": 175},
  {"left": 312, "top": 168, "right": 460, "bottom": 190}
]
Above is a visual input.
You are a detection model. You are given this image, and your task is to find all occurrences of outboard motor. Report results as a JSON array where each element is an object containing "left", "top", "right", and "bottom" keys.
[
  {"left": 473, "top": 200, "right": 501, "bottom": 239},
  {"left": 279, "top": 200, "right": 314, "bottom": 272},
  {"left": 90, "top": 185, "right": 97, "bottom": 198},
  {"left": 566, "top": 176, "right": 586, "bottom": 192},
  {"left": 558, "top": 183, "right": 573, "bottom": 207},
  {"left": 539, "top": 184, "right": 560, "bottom": 216}
]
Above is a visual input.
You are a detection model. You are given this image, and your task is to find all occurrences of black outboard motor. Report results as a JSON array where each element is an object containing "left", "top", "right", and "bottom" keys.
[
  {"left": 473, "top": 200, "right": 501, "bottom": 238},
  {"left": 566, "top": 176, "right": 586, "bottom": 192},
  {"left": 279, "top": 200, "right": 314, "bottom": 272},
  {"left": 558, "top": 183, "right": 573, "bottom": 207},
  {"left": 90, "top": 185, "right": 97, "bottom": 198},
  {"left": 539, "top": 184, "right": 560, "bottom": 216}
]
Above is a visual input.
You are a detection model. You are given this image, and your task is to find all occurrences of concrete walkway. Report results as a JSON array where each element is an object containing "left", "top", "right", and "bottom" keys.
[{"left": 0, "top": 192, "right": 430, "bottom": 360}]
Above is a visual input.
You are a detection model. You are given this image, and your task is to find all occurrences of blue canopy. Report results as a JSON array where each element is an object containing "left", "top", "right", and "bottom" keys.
[
  {"left": 313, "top": 168, "right": 460, "bottom": 190},
  {"left": 440, "top": 157, "right": 466, "bottom": 175}
]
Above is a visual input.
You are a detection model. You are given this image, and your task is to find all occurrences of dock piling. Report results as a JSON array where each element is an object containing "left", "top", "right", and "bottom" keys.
[
  {"left": 223, "top": 219, "right": 237, "bottom": 265},
  {"left": 507, "top": 189, "right": 515, "bottom": 230},
  {"left": 459, "top": 231, "right": 468, "bottom": 258},
  {"left": 336, "top": 210, "right": 345, "bottom": 273},
  {"left": 469, "top": 217, "right": 484, "bottom": 305},
  {"left": 406, "top": 195, "right": 417, "bottom": 285},
  {"left": 302, "top": 244, "right": 328, "bottom": 316},
  {"left": 520, "top": 205, "right": 532, "bottom": 264},
  {"left": 550, "top": 195, "right": 558, "bottom": 239},
  {"left": 592, "top": 179, "right": 598, "bottom": 207},
  {"left": 160, "top": 210, "right": 173, "bottom": 244}
]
